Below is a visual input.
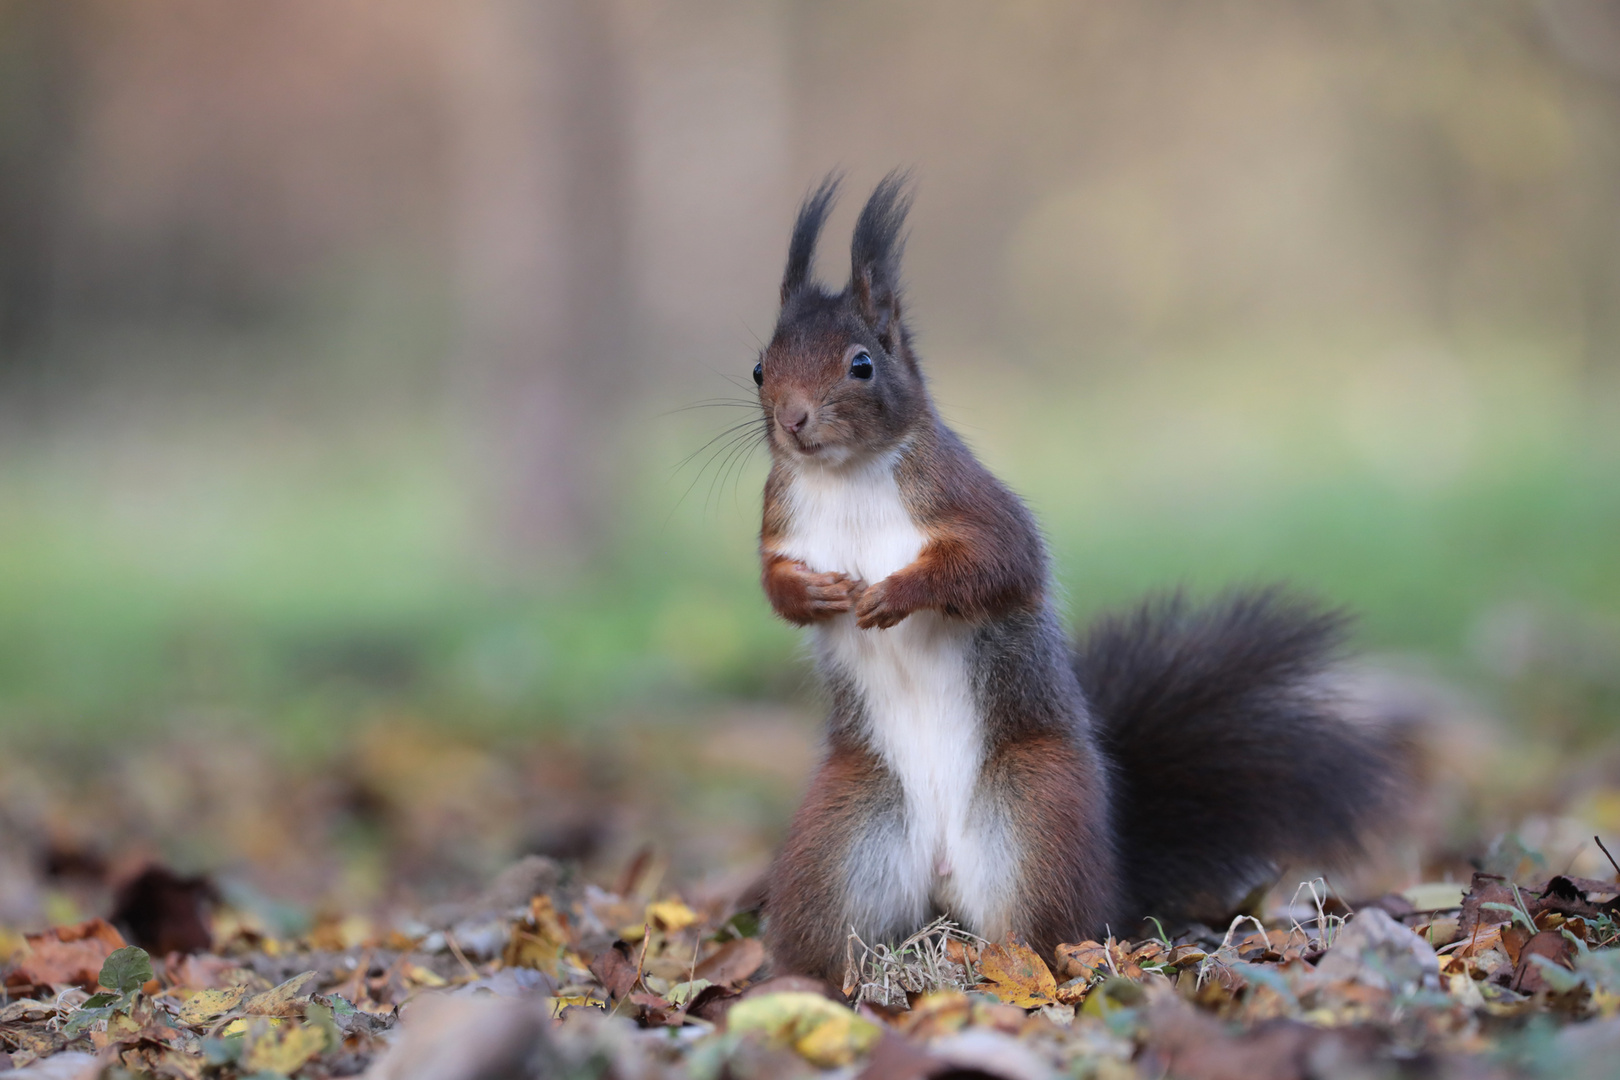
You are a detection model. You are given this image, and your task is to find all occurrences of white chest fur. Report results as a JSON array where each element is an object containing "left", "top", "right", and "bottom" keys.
[{"left": 775, "top": 459, "right": 1016, "bottom": 939}]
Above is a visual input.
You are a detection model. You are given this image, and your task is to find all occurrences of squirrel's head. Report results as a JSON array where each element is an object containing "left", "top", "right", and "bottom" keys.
[{"left": 756, "top": 171, "right": 930, "bottom": 468}]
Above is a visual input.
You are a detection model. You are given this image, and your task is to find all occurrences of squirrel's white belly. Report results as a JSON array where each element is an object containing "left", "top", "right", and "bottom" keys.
[{"left": 778, "top": 462, "right": 1018, "bottom": 941}]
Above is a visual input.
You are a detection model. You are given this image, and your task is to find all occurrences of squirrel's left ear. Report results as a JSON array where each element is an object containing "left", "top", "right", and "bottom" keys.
[{"left": 850, "top": 170, "right": 912, "bottom": 349}]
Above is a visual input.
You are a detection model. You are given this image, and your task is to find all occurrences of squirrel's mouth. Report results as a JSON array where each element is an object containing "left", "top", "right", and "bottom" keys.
[{"left": 778, "top": 427, "right": 824, "bottom": 456}]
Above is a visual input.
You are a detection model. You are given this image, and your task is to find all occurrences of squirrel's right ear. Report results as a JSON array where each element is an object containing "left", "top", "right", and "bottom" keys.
[{"left": 782, "top": 173, "right": 841, "bottom": 305}]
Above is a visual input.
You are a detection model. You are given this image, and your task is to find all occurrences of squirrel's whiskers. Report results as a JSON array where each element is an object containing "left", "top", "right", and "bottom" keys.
[{"left": 747, "top": 171, "right": 1399, "bottom": 980}]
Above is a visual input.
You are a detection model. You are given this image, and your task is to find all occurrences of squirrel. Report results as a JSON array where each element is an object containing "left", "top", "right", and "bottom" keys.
[{"left": 750, "top": 171, "right": 1397, "bottom": 982}]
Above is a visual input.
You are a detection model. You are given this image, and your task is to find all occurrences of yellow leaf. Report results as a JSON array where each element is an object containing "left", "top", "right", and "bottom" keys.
[
  {"left": 0, "top": 927, "right": 23, "bottom": 965},
  {"left": 243, "top": 971, "right": 317, "bottom": 1016},
  {"left": 665, "top": 978, "right": 711, "bottom": 1006},
  {"left": 645, "top": 899, "right": 698, "bottom": 932},
  {"left": 977, "top": 940, "right": 1057, "bottom": 1008},
  {"left": 505, "top": 896, "right": 571, "bottom": 974},
  {"left": 241, "top": 1021, "right": 327, "bottom": 1074},
  {"left": 405, "top": 963, "right": 447, "bottom": 987},
  {"left": 548, "top": 995, "right": 606, "bottom": 1016},
  {"left": 178, "top": 985, "right": 247, "bottom": 1025},
  {"left": 727, "top": 991, "right": 881, "bottom": 1068}
]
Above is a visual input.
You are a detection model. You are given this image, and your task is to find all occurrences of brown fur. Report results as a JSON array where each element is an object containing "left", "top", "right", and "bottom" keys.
[
  {"left": 765, "top": 735, "right": 894, "bottom": 978},
  {"left": 750, "top": 173, "right": 1394, "bottom": 983}
]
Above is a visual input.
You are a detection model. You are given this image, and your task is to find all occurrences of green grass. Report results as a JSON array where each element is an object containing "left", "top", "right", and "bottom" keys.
[{"left": 1, "top": 335, "right": 1616, "bottom": 752}]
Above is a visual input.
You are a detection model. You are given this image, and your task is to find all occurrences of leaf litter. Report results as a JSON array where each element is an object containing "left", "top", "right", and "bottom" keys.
[
  {"left": 10, "top": 717, "right": 1620, "bottom": 1076},
  {"left": 6, "top": 859, "right": 1620, "bottom": 1079}
]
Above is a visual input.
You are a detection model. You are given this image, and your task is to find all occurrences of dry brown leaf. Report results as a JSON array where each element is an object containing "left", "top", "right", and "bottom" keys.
[
  {"left": 695, "top": 936, "right": 764, "bottom": 988},
  {"left": 4, "top": 918, "right": 127, "bottom": 992},
  {"left": 975, "top": 940, "right": 1057, "bottom": 1008},
  {"left": 121, "top": 1042, "right": 206, "bottom": 1080},
  {"left": 589, "top": 943, "right": 640, "bottom": 999},
  {"left": 893, "top": 991, "right": 972, "bottom": 1039},
  {"left": 1053, "top": 940, "right": 1111, "bottom": 981},
  {"left": 1510, "top": 930, "right": 1575, "bottom": 994},
  {"left": 943, "top": 938, "right": 979, "bottom": 967}
]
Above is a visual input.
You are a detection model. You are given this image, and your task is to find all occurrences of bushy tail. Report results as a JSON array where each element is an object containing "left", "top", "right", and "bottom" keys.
[{"left": 1075, "top": 588, "right": 1396, "bottom": 927}]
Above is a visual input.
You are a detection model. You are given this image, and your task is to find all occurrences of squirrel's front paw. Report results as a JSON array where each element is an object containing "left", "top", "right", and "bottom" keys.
[
  {"left": 854, "top": 578, "right": 913, "bottom": 630},
  {"left": 766, "top": 559, "right": 865, "bottom": 625}
]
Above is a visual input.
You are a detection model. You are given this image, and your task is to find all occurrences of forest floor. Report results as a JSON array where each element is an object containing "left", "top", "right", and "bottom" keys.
[{"left": 6, "top": 699, "right": 1620, "bottom": 1080}]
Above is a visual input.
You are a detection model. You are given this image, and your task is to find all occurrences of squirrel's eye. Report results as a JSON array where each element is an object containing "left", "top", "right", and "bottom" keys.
[
  {"left": 849, "top": 352, "right": 874, "bottom": 379},
  {"left": 753, "top": 361, "right": 763, "bottom": 386}
]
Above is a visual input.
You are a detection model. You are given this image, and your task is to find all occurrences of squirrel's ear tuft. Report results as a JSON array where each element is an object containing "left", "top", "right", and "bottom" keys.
[
  {"left": 850, "top": 170, "right": 913, "bottom": 344},
  {"left": 782, "top": 173, "right": 842, "bottom": 305}
]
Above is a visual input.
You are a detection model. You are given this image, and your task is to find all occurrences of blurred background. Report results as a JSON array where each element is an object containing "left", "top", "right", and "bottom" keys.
[{"left": 3, "top": 0, "right": 1620, "bottom": 930}]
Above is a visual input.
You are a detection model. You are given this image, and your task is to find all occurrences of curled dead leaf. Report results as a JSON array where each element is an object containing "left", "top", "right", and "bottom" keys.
[{"left": 1053, "top": 940, "right": 1110, "bottom": 982}]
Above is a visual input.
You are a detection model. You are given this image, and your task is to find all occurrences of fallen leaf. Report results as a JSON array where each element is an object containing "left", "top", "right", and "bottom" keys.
[
  {"left": 5, "top": 918, "right": 127, "bottom": 992},
  {"left": 686, "top": 984, "right": 740, "bottom": 1024},
  {"left": 98, "top": 946, "right": 154, "bottom": 995},
  {"left": 240, "top": 1019, "right": 328, "bottom": 1074},
  {"left": 1458, "top": 874, "right": 1520, "bottom": 940},
  {"left": 1053, "top": 940, "right": 1111, "bottom": 981},
  {"left": 243, "top": 971, "right": 318, "bottom": 1016},
  {"left": 178, "top": 985, "right": 248, "bottom": 1025},
  {"left": 504, "top": 895, "right": 570, "bottom": 974},
  {"left": 1403, "top": 882, "right": 1467, "bottom": 911},
  {"left": 893, "top": 991, "right": 972, "bottom": 1039},
  {"left": 646, "top": 899, "right": 699, "bottom": 932},
  {"left": 1511, "top": 930, "right": 1575, "bottom": 994},
  {"left": 405, "top": 963, "right": 448, "bottom": 988},
  {"left": 695, "top": 936, "right": 764, "bottom": 987},
  {"left": 727, "top": 990, "right": 882, "bottom": 1068},
  {"left": 589, "top": 943, "right": 639, "bottom": 999},
  {"left": 665, "top": 978, "right": 711, "bottom": 1006},
  {"left": 976, "top": 940, "right": 1057, "bottom": 1007}
]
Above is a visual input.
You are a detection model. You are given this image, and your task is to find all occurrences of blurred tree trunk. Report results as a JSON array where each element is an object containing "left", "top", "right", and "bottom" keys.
[
  {"left": 0, "top": 1, "right": 79, "bottom": 414},
  {"left": 1541, "top": 0, "right": 1620, "bottom": 391},
  {"left": 451, "top": 0, "right": 630, "bottom": 575}
]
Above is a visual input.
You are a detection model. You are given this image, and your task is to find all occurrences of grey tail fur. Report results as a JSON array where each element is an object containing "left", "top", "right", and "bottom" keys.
[{"left": 1075, "top": 587, "right": 1397, "bottom": 927}]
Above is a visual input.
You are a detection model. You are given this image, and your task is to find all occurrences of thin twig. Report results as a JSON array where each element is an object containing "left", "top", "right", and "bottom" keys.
[
  {"left": 342, "top": 948, "right": 374, "bottom": 1005},
  {"left": 608, "top": 923, "right": 653, "bottom": 1020},
  {"left": 444, "top": 931, "right": 481, "bottom": 982},
  {"left": 1595, "top": 835, "right": 1620, "bottom": 881}
]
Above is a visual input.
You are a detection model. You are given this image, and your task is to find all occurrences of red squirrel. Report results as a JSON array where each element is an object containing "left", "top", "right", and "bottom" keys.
[{"left": 752, "top": 172, "right": 1396, "bottom": 981}]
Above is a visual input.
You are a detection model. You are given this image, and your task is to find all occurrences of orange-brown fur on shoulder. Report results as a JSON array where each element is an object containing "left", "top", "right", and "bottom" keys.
[
  {"left": 855, "top": 425, "right": 1046, "bottom": 629},
  {"left": 746, "top": 171, "right": 1396, "bottom": 983}
]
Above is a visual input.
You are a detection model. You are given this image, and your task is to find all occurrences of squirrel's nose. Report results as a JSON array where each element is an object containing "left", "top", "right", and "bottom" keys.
[{"left": 779, "top": 406, "right": 810, "bottom": 435}]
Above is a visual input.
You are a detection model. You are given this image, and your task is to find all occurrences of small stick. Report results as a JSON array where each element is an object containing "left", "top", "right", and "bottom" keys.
[
  {"left": 607, "top": 923, "right": 652, "bottom": 1020},
  {"left": 444, "top": 931, "right": 482, "bottom": 982},
  {"left": 342, "top": 948, "right": 374, "bottom": 1005},
  {"left": 1595, "top": 835, "right": 1620, "bottom": 881}
]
